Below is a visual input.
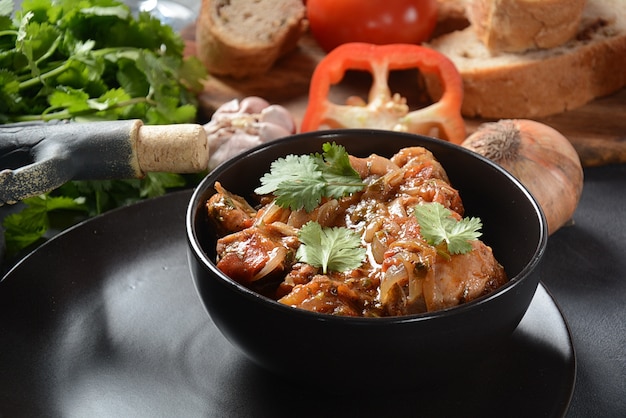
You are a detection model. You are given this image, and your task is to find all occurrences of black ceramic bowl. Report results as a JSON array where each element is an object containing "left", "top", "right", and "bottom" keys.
[{"left": 186, "top": 129, "right": 548, "bottom": 386}]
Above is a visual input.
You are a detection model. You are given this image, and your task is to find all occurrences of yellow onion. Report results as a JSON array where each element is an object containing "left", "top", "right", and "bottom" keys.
[{"left": 461, "top": 119, "right": 583, "bottom": 235}]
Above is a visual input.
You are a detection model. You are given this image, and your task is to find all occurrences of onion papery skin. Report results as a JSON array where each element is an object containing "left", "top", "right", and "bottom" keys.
[{"left": 461, "top": 119, "right": 583, "bottom": 235}]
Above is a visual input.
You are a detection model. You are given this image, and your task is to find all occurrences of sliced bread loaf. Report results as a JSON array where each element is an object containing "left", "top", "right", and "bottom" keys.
[
  {"left": 466, "top": 0, "right": 587, "bottom": 53},
  {"left": 427, "top": 0, "right": 626, "bottom": 118},
  {"left": 195, "top": 0, "right": 307, "bottom": 79},
  {"left": 434, "top": 0, "right": 470, "bottom": 36}
]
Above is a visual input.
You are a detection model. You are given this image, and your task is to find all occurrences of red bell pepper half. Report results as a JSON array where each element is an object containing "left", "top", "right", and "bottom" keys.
[{"left": 301, "top": 42, "right": 466, "bottom": 144}]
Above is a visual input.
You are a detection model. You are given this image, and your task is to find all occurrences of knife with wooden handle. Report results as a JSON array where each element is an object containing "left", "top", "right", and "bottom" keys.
[{"left": 0, "top": 119, "right": 208, "bottom": 205}]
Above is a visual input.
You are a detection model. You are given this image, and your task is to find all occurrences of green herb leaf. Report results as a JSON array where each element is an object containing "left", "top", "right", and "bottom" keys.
[
  {"left": 139, "top": 172, "right": 186, "bottom": 199},
  {"left": 296, "top": 221, "right": 366, "bottom": 274},
  {"left": 414, "top": 202, "right": 483, "bottom": 255},
  {"left": 1, "top": 0, "right": 206, "bottom": 123},
  {"left": 0, "top": 0, "right": 13, "bottom": 18},
  {"left": 3, "top": 194, "right": 87, "bottom": 254},
  {"left": 255, "top": 142, "right": 365, "bottom": 212},
  {"left": 1, "top": 0, "right": 209, "bottom": 256}
]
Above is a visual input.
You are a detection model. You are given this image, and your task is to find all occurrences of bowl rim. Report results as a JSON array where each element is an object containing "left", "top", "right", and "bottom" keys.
[{"left": 186, "top": 129, "right": 548, "bottom": 324}]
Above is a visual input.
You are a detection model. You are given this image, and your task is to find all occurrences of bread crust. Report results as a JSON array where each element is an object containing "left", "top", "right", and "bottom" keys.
[
  {"left": 428, "top": 0, "right": 626, "bottom": 118},
  {"left": 195, "top": 0, "right": 307, "bottom": 79},
  {"left": 467, "top": 0, "right": 587, "bottom": 52},
  {"left": 434, "top": 0, "right": 471, "bottom": 37},
  {"left": 436, "top": 0, "right": 469, "bottom": 23}
]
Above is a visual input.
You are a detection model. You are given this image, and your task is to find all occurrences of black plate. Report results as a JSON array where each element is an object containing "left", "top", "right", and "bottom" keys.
[{"left": 0, "top": 190, "right": 575, "bottom": 417}]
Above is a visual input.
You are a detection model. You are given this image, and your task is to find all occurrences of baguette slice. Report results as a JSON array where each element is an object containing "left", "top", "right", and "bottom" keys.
[
  {"left": 427, "top": 0, "right": 626, "bottom": 118},
  {"left": 195, "top": 0, "right": 307, "bottom": 79}
]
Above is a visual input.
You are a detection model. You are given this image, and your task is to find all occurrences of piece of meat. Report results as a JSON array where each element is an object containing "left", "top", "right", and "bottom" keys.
[
  {"left": 391, "top": 146, "right": 449, "bottom": 181},
  {"left": 275, "top": 263, "right": 320, "bottom": 299},
  {"left": 349, "top": 153, "right": 399, "bottom": 179},
  {"left": 206, "top": 182, "right": 257, "bottom": 235},
  {"left": 278, "top": 276, "right": 366, "bottom": 317},
  {"left": 422, "top": 240, "right": 507, "bottom": 311},
  {"left": 377, "top": 214, "right": 506, "bottom": 315},
  {"left": 216, "top": 225, "right": 298, "bottom": 285}
]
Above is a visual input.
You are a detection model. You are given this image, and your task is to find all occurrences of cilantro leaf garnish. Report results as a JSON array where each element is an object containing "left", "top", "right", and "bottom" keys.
[
  {"left": 255, "top": 154, "right": 323, "bottom": 195},
  {"left": 296, "top": 221, "right": 366, "bottom": 274},
  {"left": 255, "top": 142, "right": 365, "bottom": 212},
  {"left": 414, "top": 202, "right": 483, "bottom": 255}
]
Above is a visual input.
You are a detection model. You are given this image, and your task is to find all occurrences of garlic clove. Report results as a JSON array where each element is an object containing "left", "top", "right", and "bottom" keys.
[
  {"left": 204, "top": 97, "right": 298, "bottom": 170},
  {"left": 260, "top": 105, "right": 297, "bottom": 134}
]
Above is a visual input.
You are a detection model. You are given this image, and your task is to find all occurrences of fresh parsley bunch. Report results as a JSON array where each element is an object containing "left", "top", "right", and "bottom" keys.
[
  {"left": 0, "top": 0, "right": 206, "bottom": 123},
  {"left": 0, "top": 0, "right": 208, "bottom": 256}
]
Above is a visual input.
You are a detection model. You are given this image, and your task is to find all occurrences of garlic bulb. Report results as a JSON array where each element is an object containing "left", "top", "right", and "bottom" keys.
[
  {"left": 204, "top": 97, "right": 296, "bottom": 171},
  {"left": 461, "top": 119, "right": 583, "bottom": 235}
]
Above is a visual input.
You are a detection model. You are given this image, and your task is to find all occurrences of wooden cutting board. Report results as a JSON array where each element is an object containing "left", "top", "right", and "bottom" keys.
[{"left": 187, "top": 30, "right": 626, "bottom": 168}]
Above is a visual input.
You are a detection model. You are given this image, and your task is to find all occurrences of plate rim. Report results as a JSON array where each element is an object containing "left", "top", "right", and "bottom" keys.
[{"left": 0, "top": 190, "right": 576, "bottom": 417}]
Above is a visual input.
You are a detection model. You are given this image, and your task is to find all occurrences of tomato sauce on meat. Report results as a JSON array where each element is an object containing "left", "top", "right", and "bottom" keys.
[{"left": 206, "top": 146, "right": 507, "bottom": 317}]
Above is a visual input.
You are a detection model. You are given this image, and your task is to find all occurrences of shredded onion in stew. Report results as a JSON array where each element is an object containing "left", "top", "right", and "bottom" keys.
[{"left": 206, "top": 146, "right": 507, "bottom": 317}]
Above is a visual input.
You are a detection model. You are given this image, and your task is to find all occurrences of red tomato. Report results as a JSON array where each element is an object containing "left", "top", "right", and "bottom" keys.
[{"left": 306, "top": 0, "right": 438, "bottom": 52}]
